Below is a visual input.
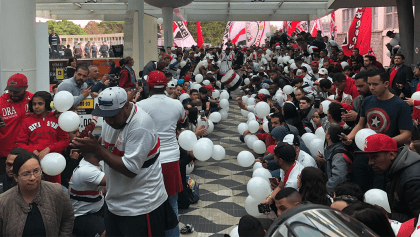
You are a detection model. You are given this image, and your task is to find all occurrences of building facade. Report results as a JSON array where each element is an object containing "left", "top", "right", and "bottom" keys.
[{"left": 334, "top": 7, "right": 399, "bottom": 67}]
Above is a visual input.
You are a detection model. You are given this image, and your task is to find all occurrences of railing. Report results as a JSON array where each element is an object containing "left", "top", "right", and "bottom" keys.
[{"left": 59, "top": 33, "right": 124, "bottom": 48}]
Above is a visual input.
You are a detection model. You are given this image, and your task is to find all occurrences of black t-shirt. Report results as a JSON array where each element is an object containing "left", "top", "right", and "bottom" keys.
[
  {"left": 22, "top": 203, "right": 46, "bottom": 237},
  {"left": 360, "top": 95, "right": 413, "bottom": 137}
]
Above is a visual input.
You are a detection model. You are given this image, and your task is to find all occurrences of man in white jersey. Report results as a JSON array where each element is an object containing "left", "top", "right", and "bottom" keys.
[
  {"left": 71, "top": 87, "right": 177, "bottom": 236},
  {"left": 137, "top": 70, "right": 187, "bottom": 237}
]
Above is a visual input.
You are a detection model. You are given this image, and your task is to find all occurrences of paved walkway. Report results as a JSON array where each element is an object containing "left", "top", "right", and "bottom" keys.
[{"left": 179, "top": 92, "right": 271, "bottom": 237}]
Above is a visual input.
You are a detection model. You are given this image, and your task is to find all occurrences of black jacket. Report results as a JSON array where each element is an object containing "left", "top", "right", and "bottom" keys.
[
  {"left": 391, "top": 64, "right": 414, "bottom": 97},
  {"left": 388, "top": 146, "right": 420, "bottom": 222}
]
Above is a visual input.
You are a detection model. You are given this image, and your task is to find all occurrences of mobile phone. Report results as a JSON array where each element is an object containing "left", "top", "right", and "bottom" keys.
[
  {"left": 258, "top": 204, "right": 270, "bottom": 214},
  {"left": 340, "top": 108, "right": 347, "bottom": 114},
  {"left": 318, "top": 150, "right": 323, "bottom": 157},
  {"left": 314, "top": 98, "right": 321, "bottom": 109},
  {"left": 337, "top": 134, "right": 347, "bottom": 141},
  {"left": 199, "top": 110, "right": 206, "bottom": 118}
]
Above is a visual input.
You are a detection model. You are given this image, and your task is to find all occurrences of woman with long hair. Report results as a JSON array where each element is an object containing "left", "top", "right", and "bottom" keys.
[
  {"left": 282, "top": 102, "right": 306, "bottom": 136},
  {"left": 298, "top": 167, "right": 332, "bottom": 206}
]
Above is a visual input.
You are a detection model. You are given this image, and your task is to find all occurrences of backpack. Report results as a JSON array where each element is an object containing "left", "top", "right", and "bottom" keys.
[
  {"left": 329, "top": 148, "right": 355, "bottom": 174},
  {"left": 186, "top": 175, "right": 199, "bottom": 204}
]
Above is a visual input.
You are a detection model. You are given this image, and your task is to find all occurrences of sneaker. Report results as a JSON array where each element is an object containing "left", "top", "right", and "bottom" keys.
[{"left": 180, "top": 224, "right": 194, "bottom": 234}]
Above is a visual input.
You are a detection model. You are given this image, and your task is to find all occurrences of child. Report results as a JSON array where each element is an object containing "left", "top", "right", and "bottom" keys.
[
  {"left": 15, "top": 91, "right": 70, "bottom": 183},
  {"left": 312, "top": 111, "right": 322, "bottom": 131}
]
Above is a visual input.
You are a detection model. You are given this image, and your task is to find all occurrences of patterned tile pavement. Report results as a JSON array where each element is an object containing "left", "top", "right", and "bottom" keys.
[{"left": 179, "top": 92, "right": 273, "bottom": 237}]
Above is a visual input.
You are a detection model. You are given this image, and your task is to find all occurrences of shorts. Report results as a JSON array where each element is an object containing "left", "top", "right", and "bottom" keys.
[{"left": 161, "top": 161, "right": 183, "bottom": 196}]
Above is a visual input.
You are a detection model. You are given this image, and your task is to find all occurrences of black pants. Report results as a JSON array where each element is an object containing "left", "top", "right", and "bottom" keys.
[
  {"left": 73, "top": 203, "right": 106, "bottom": 237},
  {"left": 105, "top": 199, "right": 177, "bottom": 237}
]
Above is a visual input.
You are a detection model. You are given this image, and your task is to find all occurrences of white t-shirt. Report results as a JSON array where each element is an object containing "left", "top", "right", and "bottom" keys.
[
  {"left": 297, "top": 150, "right": 317, "bottom": 168},
  {"left": 101, "top": 104, "right": 167, "bottom": 216},
  {"left": 193, "top": 60, "right": 208, "bottom": 75},
  {"left": 280, "top": 161, "right": 305, "bottom": 190},
  {"left": 69, "top": 159, "right": 105, "bottom": 217},
  {"left": 137, "top": 95, "right": 186, "bottom": 164}
]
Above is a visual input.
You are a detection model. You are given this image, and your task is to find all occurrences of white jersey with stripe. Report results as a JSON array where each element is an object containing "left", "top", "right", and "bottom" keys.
[
  {"left": 101, "top": 103, "right": 167, "bottom": 216},
  {"left": 137, "top": 94, "right": 187, "bottom": 164}
]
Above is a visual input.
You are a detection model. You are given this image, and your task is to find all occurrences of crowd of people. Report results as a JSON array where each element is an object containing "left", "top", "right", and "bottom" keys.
[{"left": 0, "top": 28, "right": 419, "bottom": 237}]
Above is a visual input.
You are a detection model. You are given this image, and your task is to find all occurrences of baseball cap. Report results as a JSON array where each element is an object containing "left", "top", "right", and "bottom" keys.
[
  {"left": 147, "top": 70, "right": 168, "bottom": 88},
  {"left": 92, "top": 87, "right": 127, "bottom": 117},
  {"left": 164, "top": 54, "right": 173, "bottom": 61},
  {"left": 319, "top": 68, "right": 328, "bottom": 75},
  {"left": 386, "top": 30, "right": 394, "bottom": 37},
  {"left": 183, "top": 76, "right": 191, "bottom": 82},
  {"left": 310, "top": 61, "right": 319, "bottom": 65},
  {"left": 272, "top": 142, "right": 296, "bottom": 162},
  {"left": 357, "top": 133, "right": 397, "bottom": 153},
  {"left": 206, "top": 55, "right": 214, "bottom": 60},
  {"left": 167, "top": 82, "right": 176, "bottom": 88},
  {"left": 205, "top": 85, "right": 214, "bottom": 92},
  {"left": 177, "top": 79, "right": 184, "bottom": 85},
  {"left": 283, "top": 134, "right": 300, "bottom": 146},
  {"left": 6, "top": 73, "right": 28, "bottom": 91},
  {"left": 256, "top": 94, "right": 267, "bottom": 102}
]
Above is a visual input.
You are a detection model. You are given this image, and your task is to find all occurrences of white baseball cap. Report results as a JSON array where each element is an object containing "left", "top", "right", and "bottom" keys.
[
  {"left": 167, "top": 82, "right": 176, "bottom": 88},
  {"left": 319, "top": 68, "right": 328, "bottom": 75},
  {"left": 92, "top": 87, "right": 127, "bottom": 117}
]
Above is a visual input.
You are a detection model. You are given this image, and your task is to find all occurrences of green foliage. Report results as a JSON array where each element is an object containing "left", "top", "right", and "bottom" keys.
[
  {"left": 97, "top": 22, "right": 125, "bottom": 34},
  {"left": 47, "top": 20, "right": 87, "bottom": 35},
  {"left": 186, "top": 22, "right": 227, "bottom": 46}
]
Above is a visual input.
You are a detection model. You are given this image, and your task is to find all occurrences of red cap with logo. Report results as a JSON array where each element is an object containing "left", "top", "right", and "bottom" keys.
[
  {"left": 147, "top": 70, "right": 167, "bottom": 89},
  {"left": 6, "top": 73, "right": 28, "bottom": 91},
  {"left": 183, "top": 76, "right": 191, "bottom": 82},
  {"left": 359, "top": 133, "right": 397, "bottom": 153},
  {"left": 205, "top": 85, "right": 214, "bottom": 92}
]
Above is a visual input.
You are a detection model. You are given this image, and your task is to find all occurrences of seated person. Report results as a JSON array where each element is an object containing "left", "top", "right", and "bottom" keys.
[
  {"left": 263, "top": 187, "right": 301, "bottom": 217},
  {"left": 238, "top": 215, "right": 265, "bottom": 237},
  {"left": 0, "top": 148, "right": 27, "bottom": 193},
  {"left": 69, "top": 152, "right": 106, "bottom": 237},
  {"left": 330, "top": 182, "right": 363, "bottom": 211}
]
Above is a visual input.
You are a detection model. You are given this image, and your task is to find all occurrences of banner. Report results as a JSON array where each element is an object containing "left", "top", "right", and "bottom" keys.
[
  {"left": 287, "top": 21, "right": 308, "bottom": 35},
  {"left": 330, "top": 12, "right": 337, "bottom": 39},
  {"left": 197, "top": 21, "right": 204, "bottom": 48},
  {"left": 342, "top": 8, "right": 372, "bottom": 57},
  {"left": 173, "top": 21, "right": 197, "bottom": 48},
  {"left": 222, "top": 21, "right": 246, "bottom": 49},
  {"left": 245, "top": 21, "right": 270, "bottom": 47},
  {"left": 310, "top": 19, "right": 323, "bottom": 37}
]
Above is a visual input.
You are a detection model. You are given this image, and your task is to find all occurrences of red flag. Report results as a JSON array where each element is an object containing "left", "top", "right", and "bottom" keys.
[
  {"left": 330, "top": 12, "right": 336, "bottom": 39},
  {"left": 197, "top": 21, "right": 204, "bottom": 47},
  {"left": 311, "top": 19, "right": 322, "bottom": 37},
  {"left": 287, "top": 21, "right": 299, "bottom": 35},
  {"left": 342, "top": 8, "right": 372, "bottom": 56}
]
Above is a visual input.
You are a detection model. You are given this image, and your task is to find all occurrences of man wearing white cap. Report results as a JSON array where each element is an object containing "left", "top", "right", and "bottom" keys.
[
  {"left": 71, "top": 87, "right": 177, "bottom": 236},
  {"left": 165, "top": 81, "right": 176, "bottom": 97}
]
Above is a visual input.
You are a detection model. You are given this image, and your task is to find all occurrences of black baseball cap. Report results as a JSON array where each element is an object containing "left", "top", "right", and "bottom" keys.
[
  {"left": 386, "top": 30, "right": 394, "bottom": 37},
  {"left": 273, "top": 142, "right": 296, "bottom": 163}
]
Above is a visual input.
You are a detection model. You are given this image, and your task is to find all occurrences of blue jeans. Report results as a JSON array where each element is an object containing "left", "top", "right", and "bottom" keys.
[{"left": 165, "top": 194, "right": 179, "bottom": 237}]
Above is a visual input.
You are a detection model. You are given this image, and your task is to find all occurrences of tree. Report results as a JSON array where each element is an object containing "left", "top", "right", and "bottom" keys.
[
  {"left": 84, "top": 21, "right": 104, "bottom": 34},
  {"left": 186, "top": 21, "right": 227, "bottom": 46},
  {"left": 47, "top": 20, "right": 87, "bottom": 35},
  {"left": 270, "top": 25, "right": 278, "bottom": 34},
  {"left": 97, "top": 22, "right": 125, "bottom": 34}
]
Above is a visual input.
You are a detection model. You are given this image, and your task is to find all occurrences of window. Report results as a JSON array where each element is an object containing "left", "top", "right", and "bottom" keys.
[
  {"left": 372, "top": 7, "right": 378, "bottom": 30},
  {"left": 385, "top": 6, "right": 398, "bottom": 29},
  {"left": 342, "top": 8, "right": 356, "bottom": 32}
]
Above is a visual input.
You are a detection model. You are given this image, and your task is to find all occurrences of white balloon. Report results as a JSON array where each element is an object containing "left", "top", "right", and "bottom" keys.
[
  {"left": 180, "top": 61, "right": 187, "bottom": 68},
  {"left": 220, "top": 99, "right": 229, "bottom": 109},
  {"left": 290, "top": 63, "right": 297, "bottom": 70},
  {"left": 246, "top": 135, "right": 259, "bottom": 149},
  {"left": 186, "top": 163, "right": 194, "bottom": 174},
  {"left": 244, "top": 78, "right": 250, "bottom": 84},
  {"left": 157, "top": 17, "right": 163, "bottom": 24},
  {"left": 355, "top": 128, "right": 376, "bottom": 151},
  {"left": 283, "top": 85, "right": 293, "bottom": 95},
  {"left": 209, "top": 112, "right": 221, "bottom": 123},
  {"left": 283, "top": 56, "right": 291, "bottom": 64},
  {"left": 247, "top": 177, "right": 271, "bottom": 200},
  {"left": 412, "top": 91, "right": 420, "bottom": 109},
  {"left": 193, "top": 84, "right": 201, "bottom": 90},
  {"left": 238, "top": 123, "right": 249, "bottom": 135},
  {"left": 197, "top": 117, "right": 208, "bottom": 130},
  {"left": 223, "top": 106, "right": 229, "bottom": 112},
  {"left": 263, "top": 121, "right": 269, "bottom": 133},
  {"left": 40, "top": 153, "right": 66, "bottom": 176},
  {"left": 308, "top": 139, "right": 324, "bottom": 158},
  {"left": 212, "top": 90, "right": 220, "bottom": 98},
  {"left": 247, "top": 98, "right": 255, "bottom": 106},
  {"left": 237, "top": 150, "right": 255, "bottom": 167},
  {"left": 248, "top": 120, "right": 260, "bottom": 133},
  {"left": 247, "top": 112, "right": 256, "bottom": 120},
  {"left": 58, "top": 111, "right": 80, "bottom": 132},
  {"left": 244, "top": 195, "right": 264, "bottom": 217},
  {"left": 203, "top": 80, "right": 210, "bottom": 85},
  {"left": 220, "top": 91, "right": 229, "bottom": 100},
  {"left": 53, "top": 91, "right": 74, "bottom": 112},
  {"left": 364, "top": 189, "right": 391, "bottom": 213},
  {"left": 212, "top": 145, "right": 226, "bottom": 161},
  {"left": 258, "top": 89, "right": 270, "bottom": 95},
  {"left": 179, "top": 93, "right": 190, "bottom": 102},
  {"left": 315, "top": 127, "right": 325, "bottom": 141},
  {"left": 255, "top": 102, "right": 270, "bottom": 118},
  {"left": 242, "top": 96, "right": 249, "bottom": 104},
  {"left": 252, "top": 168, "right": 272, "bottom": 181},
  {"left": 253, "top": 140, "right": 267, "bottom": 154},
  {"left": 389, "top": 38, "right": 399, "bottom": 47},
  {"left": 220, "top": 109, "right": 228, "bottom": 120},
  {"left": 253, "top": 162, "right": 263, "bottom": 171},
  {"left": 193, "top": 138, "right": 213, "bottom": 161},
  {"left": 206, "top": 120, "right": 214, "bottom": 134},
  {"left": 178, "top": 130, "right": 198, "bottom": 151},
  {"left": 230, "top": 227, "right": 239, "bottom": 237},
  {"left": 321, "top": 100, "right": 331, "bottom": 114},
  {"left": 302, "top": 132, "right": 317, "bottom": 146},
  {"left": 195, "top": 74, "right": 204, "bottom": 83}
]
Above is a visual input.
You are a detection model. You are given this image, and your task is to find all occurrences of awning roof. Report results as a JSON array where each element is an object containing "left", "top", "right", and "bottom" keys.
[{"left": 36, "top": 0, "right": 334, "bottom": 22}]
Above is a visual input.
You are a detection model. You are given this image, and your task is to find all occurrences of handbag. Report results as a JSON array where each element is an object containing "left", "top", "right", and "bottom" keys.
[{"left": 186, "top": 175, "right": 199, "bottom": 204}]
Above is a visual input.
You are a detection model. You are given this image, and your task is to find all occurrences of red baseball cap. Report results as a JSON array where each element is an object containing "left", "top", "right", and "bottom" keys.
[
  {"left": 164, "top": 54, "right": 173, "bottom": 61},
  {"left": 183, "top": 76, "right": 191, "bottom": 82},
  {"left": 267, "top": 145, "right": 275, "bottom": 155},
  {"left": 358, "top": 133, "right": 397, "bottom": 153},
  {"left": 6, "top": 73, "right": 28, "bottom": 91},
  {"left": 275, "top": 43, "right": 280, "bottom": 46},
  {"left": 310, "top": 61, "right": 319, "bottom": 65},
  {"left": 205, "top": 85, "right": 214, "bottom": 92},
  {"left": 147, "top": 70, "right": 167, "bottom": 88}
]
